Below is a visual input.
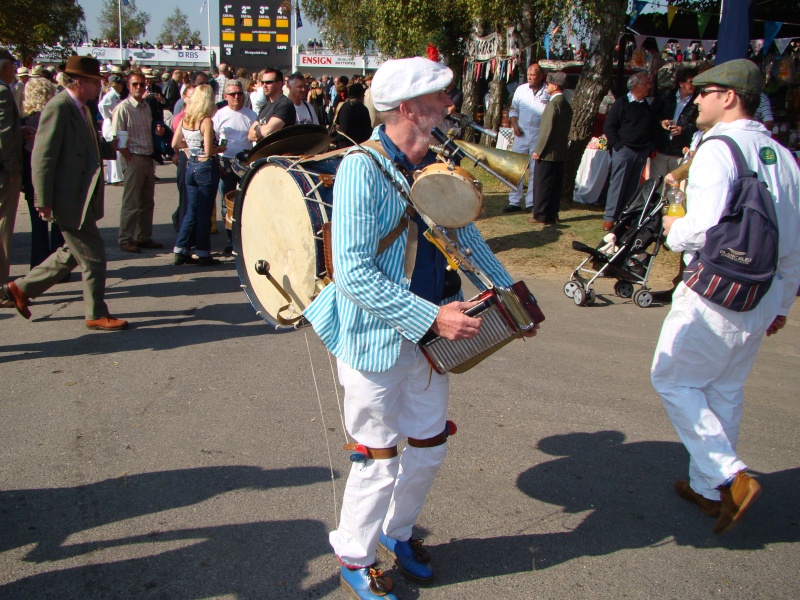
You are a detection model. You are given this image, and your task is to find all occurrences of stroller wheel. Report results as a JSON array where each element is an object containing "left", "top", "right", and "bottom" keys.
[
  {"left": 614, "top": 281, "right": 634, "bottom": 298},
  {"left": 633, "top": 289, "right": 653, "bottom": 308},
  {"left": 586, "top": 289, "right": 596, "bottom": 305},
  {"left": 564, "top": 280, "right": 580, "bottom": 298},
  {"left": 573, "top": 285, "right": 587, "bottom": 306}
]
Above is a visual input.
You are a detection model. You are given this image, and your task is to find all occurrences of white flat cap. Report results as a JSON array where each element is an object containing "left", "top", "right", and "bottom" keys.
[{"left": 371, "top": 57, "right": 453, "bottom": 112}]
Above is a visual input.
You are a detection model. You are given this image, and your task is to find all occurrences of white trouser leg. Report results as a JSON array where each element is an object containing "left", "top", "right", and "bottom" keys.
[
  {"left": 508, "top": 140, "right": 536, "bottom": 207},
  {"left": 331, "top": 341, "right": 449, "bottom": 565},
  {"left": 651, "top": 282, "right": 780, "bottom": 499}
]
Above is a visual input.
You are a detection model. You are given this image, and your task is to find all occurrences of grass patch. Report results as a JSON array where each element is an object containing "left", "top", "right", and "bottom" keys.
[{"left": 465, "top": 165, "right": 680, "bottom": 285}]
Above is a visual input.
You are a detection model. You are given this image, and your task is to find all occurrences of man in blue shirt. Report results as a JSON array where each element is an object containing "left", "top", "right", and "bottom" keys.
[{"left": 304, "top": 57, "right": 535, "bottom": 600}]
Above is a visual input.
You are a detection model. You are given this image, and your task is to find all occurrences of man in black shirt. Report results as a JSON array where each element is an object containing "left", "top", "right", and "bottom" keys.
[
  {"left": 333, "top": 83, "right": 372, "bottom": 148},
  {"left": 248, "top": 68, "right": 296, "bottom": 142},
  {"left": 602, "top": 72, "right": 654, "bottom": 230}
]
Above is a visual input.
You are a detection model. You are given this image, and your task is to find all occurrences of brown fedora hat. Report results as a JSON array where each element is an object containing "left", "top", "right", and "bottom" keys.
[{"left": 62, "top": 55, "right": 105, "bottom": 81}]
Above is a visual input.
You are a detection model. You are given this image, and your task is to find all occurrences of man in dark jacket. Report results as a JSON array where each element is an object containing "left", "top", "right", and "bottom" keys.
[
  {"left": 650, "top": 67, "right": 698, "bottom": 186},
  {"left": 529, "top": 72, "right": 573, "bottom": 226},
  {"left": 602, "top": 72, "right": 654, "bottom": 230}
]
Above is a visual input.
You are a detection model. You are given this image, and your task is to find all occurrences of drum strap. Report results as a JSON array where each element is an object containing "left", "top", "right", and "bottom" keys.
[{"left": 323, "top": 140, "right": 420, "bottom": 282}]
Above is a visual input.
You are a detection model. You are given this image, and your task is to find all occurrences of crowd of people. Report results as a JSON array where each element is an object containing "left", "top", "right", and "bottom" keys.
[
  {"left": 89, "top": 39, "right": 206, "bottom": 50},
  {"left": 2, "top": 47, "right": 800, "bottom": 600}
]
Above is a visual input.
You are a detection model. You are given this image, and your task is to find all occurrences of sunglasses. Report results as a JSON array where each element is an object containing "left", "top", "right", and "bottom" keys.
[
  {"left": 130, "top": 82, "right": 146, "bottom": 88},
  {"left": 226, "top": 91, "right": 244, "bottom": 96},
  {"left": 697, "top": 87, "right": 728, "bottom": 97},
  {"left": 261, "top": 79, "right": 279, "bottom": 84}
]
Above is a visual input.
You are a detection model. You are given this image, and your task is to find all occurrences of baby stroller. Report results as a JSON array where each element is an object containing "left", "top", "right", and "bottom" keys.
[{"left": 564, "top": 176, "right": 666, "bottom": 308}]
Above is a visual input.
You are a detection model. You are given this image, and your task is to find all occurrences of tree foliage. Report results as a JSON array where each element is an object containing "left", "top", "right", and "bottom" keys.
[
  {"left": 157, "top": 7, "right": 201, "bottom": 45},
  {"left": 96, "top": 0, "right": 151, "bottom": 43},
  {"left": 0, "top": 0, "right": 85, "bottom": 61}
]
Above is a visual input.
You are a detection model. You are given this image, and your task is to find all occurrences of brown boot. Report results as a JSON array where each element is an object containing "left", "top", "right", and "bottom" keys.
[
  {"left": 674, "top": 481, "right": 721, "bottom": 517},
  {"left": 714, "top": 471, "right": 762, "bottom": 534}
]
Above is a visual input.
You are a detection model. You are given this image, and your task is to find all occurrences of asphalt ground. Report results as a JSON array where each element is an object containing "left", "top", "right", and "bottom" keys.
[{"left": 1, "top": 163, "right": 799, "bottom": 599}]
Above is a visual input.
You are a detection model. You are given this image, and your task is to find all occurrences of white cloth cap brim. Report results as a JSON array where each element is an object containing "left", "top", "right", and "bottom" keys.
[{"left": 371, "top": 57, "right": 453, "bottom": 112}]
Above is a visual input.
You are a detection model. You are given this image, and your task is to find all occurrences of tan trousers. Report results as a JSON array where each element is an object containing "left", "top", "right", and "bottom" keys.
[
  {"left": 119, "top": 153, "right": 156, "bottom": 245},
  {"left": 0, "top": 178, "right": 21, "bottom": 285},
  {"left": 15, "top": 215, "right": 109, "bottom": 320}
]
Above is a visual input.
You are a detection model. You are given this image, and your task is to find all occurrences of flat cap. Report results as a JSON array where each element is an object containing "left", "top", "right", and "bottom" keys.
[
  {"left": 693, "top": 59, "right": 763, "bottom": 96},
  {"left": 546, "top": 72, "right": 567, "bottom": 88},
  {"left": 371, "top": 57, "right": 453, "bottom": 112}
]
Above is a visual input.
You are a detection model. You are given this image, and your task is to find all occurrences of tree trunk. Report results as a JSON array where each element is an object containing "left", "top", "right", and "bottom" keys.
[
  {"left": 482, "top": 24, "right": 507, "bottom": 145},
  {"left": 560, "top": 0, "right": 628, "bottom": 206},
  {"left": 461, "top": 21, "right": 484, "bottom": 144}
]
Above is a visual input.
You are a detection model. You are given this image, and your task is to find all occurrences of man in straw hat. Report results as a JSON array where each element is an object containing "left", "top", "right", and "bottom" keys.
[
  {"left": 303, "top": 56, "right": 536, "bottom": 599},
  {"left": 652, "top": 58, "right": 800, "bottom": 534},
  {"left": 0, "top": 55, "right": 128, "bottom": 330}
]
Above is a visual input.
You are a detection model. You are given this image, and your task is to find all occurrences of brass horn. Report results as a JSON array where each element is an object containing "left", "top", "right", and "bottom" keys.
[{"left": 454, "top": 140, "right": 530, "bottom": 190}]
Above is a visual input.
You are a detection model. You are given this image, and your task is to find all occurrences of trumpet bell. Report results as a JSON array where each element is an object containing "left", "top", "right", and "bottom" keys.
[{"left": 454, "top": 140, "right": 529, "bottom": 189}]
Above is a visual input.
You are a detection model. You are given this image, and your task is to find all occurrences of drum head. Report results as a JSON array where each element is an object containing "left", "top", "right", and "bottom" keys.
[
  {"left": 233, "top": 162, "right": 324, "bottom": 329},
  {"left": 410, "top": 163, "right": 483, "bottom": 228},
  {"left": 245, "top": 124, "right": 331, "bottom": 165}
]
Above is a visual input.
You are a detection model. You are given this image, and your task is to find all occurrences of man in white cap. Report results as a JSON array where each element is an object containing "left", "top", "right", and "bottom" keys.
[{"left": 304, "top": 57, "right": 533, "bottom": 600}]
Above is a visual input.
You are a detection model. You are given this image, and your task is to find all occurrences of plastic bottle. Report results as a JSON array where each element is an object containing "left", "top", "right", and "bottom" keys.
[{"left": 664, "top": 182, "right": 686, "bottom": 217}]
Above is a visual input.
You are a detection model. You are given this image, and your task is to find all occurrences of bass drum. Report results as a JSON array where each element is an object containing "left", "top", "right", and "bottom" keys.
[{"left": 233, "top": 154, "right": 342, "bottom": 329}]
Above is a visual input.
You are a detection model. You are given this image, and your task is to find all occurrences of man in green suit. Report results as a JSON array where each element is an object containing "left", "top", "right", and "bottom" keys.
[
  {"left": 1, "top": 56, "right": 128, "bottom": 331},
  {"left": 529, "top": 72, "right": 573, "bottom": 226}
]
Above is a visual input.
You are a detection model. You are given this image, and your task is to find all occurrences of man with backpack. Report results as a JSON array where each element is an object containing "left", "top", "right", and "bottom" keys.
[{"left": 651, "top": 59, "right": 800, "bottom": 535}]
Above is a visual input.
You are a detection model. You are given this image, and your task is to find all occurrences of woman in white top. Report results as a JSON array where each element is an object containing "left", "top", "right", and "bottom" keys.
[
  {"left": 99, "top": 75, "right": 125, "bottom": 184},
  {"left": 170, "top": 84, "right": 224, "bottom": 266}
]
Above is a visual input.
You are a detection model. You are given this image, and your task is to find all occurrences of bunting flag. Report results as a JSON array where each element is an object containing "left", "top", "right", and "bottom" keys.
[
  {"left": 634, "top": 35, "right": 647, "bottom": 49},
  {"left": 763, "top": 21, "right": 782, "bottom": 54},
  {"left": 750, "top": 39, "right": 764, "bottom": 55},
  {"left": 544, "top": 33, "right": 551, "bottom": 59},
  {"left": 199, "top": 0, "right": 205, "bottom": 13},
  {"left": 296, "top": 3, "right": 303, "bottom": 28},
  {"left": 697, "top": 12, "right": 711, "bottom": 38},
  {"left": 629, "top": 1, "right": 648, "bottom": 26},
  {"left": 122, "top": 0, "right": 130, "bottom": 5},
  {"left": 667, "top": 5, "right": 678, "bottom": 27},
  {"left": 655, "top": 37, "right": 669, "bottom": 52},
  {"left": 775, "top": 37, "right": 792, "bottom": 54}
]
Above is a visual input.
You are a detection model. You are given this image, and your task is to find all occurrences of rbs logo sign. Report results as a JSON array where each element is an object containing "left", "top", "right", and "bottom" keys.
[{"left": 178, "top": 51, "right": 200, "bottom": 59}]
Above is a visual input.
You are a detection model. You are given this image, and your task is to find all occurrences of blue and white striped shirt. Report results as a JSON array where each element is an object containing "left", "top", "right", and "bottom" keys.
[{"left": 303, "top": 127, "right": 514, "bottom": 372}]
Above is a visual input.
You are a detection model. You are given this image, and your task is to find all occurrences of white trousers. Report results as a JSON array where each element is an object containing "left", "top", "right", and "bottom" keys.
[
  {"left": 331, "top": 340, "right": 449, "bottom": 566},
  {"left": 651, "top": 281, "right": 782, "bottom": 500},
  {"left": 102, "top": 119, "right": 123, "bottom": 184},
  {"left": 508, "top": 135, "right": 539, "bottom": 208}
]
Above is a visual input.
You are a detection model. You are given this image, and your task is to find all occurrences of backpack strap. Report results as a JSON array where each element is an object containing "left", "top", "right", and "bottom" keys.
[{"left": 700, "top": 135, "right": 779, "bottom": 227}]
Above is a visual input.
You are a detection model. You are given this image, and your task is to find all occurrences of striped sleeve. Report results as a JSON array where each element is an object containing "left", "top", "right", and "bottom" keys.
[{"left": 332, "top": 151, "right": 439, "bottom": 342}]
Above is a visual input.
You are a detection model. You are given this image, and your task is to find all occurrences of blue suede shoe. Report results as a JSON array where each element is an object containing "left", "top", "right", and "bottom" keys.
[
  {"left": 378, "top": 533, "right": 434, "bottom": 584},
  {"left": 340, "top": 564, "right": 397, "bottom": 599}
]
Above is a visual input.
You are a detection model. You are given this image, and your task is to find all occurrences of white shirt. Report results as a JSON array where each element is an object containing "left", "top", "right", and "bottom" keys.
[
  {"left": 509, "top": 83, "right": 550, "bottom": 146},
  {"left": 293, "top": 100, "right": 318, "bottom": 125},
  {"left": 99, "top": 88, "right": 122, "bottom": 121},
  {"left": 672, "top": 90, "right": 693, "bottom": 124},
  {"left": 212, "top": 105, "right": 257, "bottom": 158},
  {"left": 668, "top": 119, "right": 800, "bottom": 314}
]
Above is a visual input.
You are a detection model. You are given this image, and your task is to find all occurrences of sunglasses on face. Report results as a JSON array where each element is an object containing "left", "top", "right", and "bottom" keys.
[
  {"left": 130, "top": 82, "right": 146, "bottom": 88},
  {"left": 226, "top": 91, "right": 244, "bottom": 97},
  {"left": 698, "top": 87, "right": 728, "bottom": 97},
  {"left": 261, "top": 80, "right": 279, "bottom": 85}
]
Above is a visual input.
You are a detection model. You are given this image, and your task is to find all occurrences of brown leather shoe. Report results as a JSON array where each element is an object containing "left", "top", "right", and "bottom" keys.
[
  {"left": 119, "top": 241, "right": 141, "bottom": 253},
  {"left": 674, "top": 481, "right": 721, "bottom": 517},
  {"left": 602, "top": 220, "right": 614, "bottom": 231},
  {"left": 714, "top": 471, "right": 762, "bottom": 534},
  {"left": 86, "top": 316, "right": 128, "bottom": 331},
  {"left": 4, "top": 281, "right": 31, "bottom": 319},
  {"left": 136, "top": 239, "right": 164, "bottom": 249}
]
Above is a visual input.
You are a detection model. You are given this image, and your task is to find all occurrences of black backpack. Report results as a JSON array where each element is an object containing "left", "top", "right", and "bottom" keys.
[{"left": 682, "top": 135, "right": 779, "bottom": 312}]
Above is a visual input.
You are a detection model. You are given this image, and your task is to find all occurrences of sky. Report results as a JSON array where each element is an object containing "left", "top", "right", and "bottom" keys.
[{"left": 77, "top": 0, "right": 321, "bottom": 48}]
